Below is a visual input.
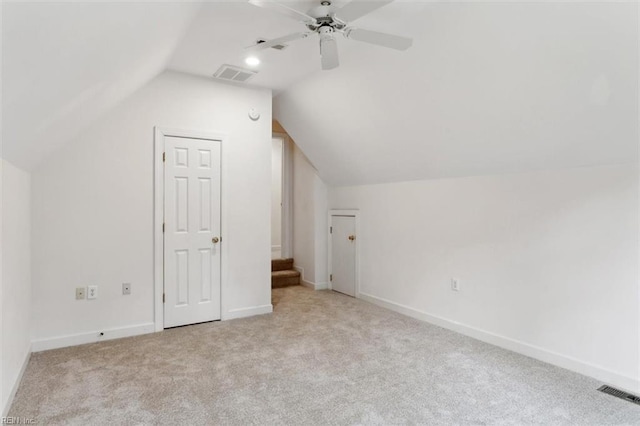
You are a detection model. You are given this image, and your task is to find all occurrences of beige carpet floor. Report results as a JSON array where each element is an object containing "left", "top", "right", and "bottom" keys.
[{"left": 9, "top": 286, "right": 640, "bottom": 425}]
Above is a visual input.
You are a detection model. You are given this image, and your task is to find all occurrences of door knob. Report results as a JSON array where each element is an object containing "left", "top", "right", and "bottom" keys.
[
  {"left": 348, "top": 235, "right": 356, "bottom": 241},
  {"left": 212, "top": 237, "right": 220, "bottom": 244}
]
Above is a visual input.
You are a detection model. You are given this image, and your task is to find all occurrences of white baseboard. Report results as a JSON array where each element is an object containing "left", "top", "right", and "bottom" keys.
[
  {"left": 358, "top": 292, "right": 640, "bottom": 394},
  {"left": 224, "top": 304, "right": 273, "bottom": 320},
  {"left": 31, "top": 323, "right": 155, "bottom": 352},
  {"left": 294, "top": 266, "right": 328, "bottom": 290},
  {"left": 2, "top": 345, "right": 31, "bottom": 417},
  {"left": 301, "top": 279, "right": 328, "bottom": 290}
]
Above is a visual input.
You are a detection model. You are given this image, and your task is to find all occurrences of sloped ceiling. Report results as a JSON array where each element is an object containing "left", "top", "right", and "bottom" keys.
[
  {"left": 2, "top": 1, "right": 201, "bottom": 170},
  {"left": 3, "top": 1, "right": 638, "bottom": 183},
  {"left": 167, "top": 0, "right": 352, "bottom": 92},
  {"left": 274, "top": 2, "right": 639, "bottom": 186},
  {"left": 1, "top": 0, "right": 354, "bottom": 170}
]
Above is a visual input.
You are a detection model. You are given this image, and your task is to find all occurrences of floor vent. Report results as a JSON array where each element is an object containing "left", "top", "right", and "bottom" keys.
[
  {"left": 213, "top": 65, "right": 257, "bottom": 83},
  {"left": 598, "top": 385, "right": 640, "bottom": 406}
]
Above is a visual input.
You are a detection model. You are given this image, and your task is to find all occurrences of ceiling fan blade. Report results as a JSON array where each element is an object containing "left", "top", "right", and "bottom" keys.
[
  {"left": 246, "top": 32, "right": 311, "bottom": 51},
  {"left": 334, "top": 0, "right": 394, "bottom": 23},
  {"left": 344, "top": 28, "right": 412, "bottom": 50},
  {"left": 320, "top": 37, "right": 339, "bottom": 70},
  {"left": 248, "top": 0, "right": 318, "bottom": 25}
]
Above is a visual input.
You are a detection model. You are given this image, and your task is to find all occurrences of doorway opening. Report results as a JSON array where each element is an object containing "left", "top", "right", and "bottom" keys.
[{"left": 272, "top": 133, "right": 293, "bottom": 260}]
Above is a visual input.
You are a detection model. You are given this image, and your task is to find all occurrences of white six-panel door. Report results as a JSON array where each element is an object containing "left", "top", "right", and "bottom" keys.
[
  {"left": 164, "top": 136, "right": 221, "bottom": 328},
  {"left": 331, "top": 215, "right": 357, "bottom": 297}
]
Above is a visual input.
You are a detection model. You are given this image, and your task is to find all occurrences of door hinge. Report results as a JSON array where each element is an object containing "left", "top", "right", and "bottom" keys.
[
  {"left": 162, "top": 223, "right": 165, "bottom": 233},
  {"left": 330, "top": 274, "right": 333, "bottom": 281},
  {"left": 330, "top": 226, "right": 333, "bottom": 234},
  {"left": 162, "top": 152, "right": 166, "bottom": 162},
  {"left": 163, "top": 293, "right": 165, "bottom": 303}
]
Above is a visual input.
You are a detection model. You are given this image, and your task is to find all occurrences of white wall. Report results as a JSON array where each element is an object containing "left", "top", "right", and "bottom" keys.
[
  {"left": 271, "top": 137, "right": 283, "bottom": 258},
  {"left": 292, "top": 145, "right": 316, "bottom": 281},
  {"left": 0, "top": 161, "right": 3, "bottom": 415},
  {"left": 31, "top": 71, "right": 272, "bottom": 348},
  {"left": 1, "top": 159, "right": 32, "bottom": 415},
  {"left": 292, "top": 144, "right": 328, "bottom": 288},
  {"left": 314, "top": 176, "right": 328, "bottom": 285},
  {"left": 329, "top": 164, "right": 639, "bottom": 391}
]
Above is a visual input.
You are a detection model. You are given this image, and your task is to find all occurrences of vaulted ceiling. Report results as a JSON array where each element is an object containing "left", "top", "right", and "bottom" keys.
[
  {"left": 3, "top": 1, "right": 638, "bottom": 184},
  {"left": 274, "top": 1, "right": 639, "bottom": 185},
  {"left": 2, "top": 1, "right": 201, "bottom": 170}
]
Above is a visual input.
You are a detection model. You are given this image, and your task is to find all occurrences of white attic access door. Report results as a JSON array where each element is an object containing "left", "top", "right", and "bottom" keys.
[
  {"left": 329, "top": 210, "right": 360, "bottom": 298},
  {"left": 154, "top": 127, "right": 225, "bottom": 330}
]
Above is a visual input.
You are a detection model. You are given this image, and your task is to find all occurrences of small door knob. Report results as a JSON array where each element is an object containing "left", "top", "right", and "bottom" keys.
[
  {"left": 348, "top": 235, "right": 356, "bottom": 241},
  {"left": 212, "top": 237, "right": 220, "bottom": 244}
]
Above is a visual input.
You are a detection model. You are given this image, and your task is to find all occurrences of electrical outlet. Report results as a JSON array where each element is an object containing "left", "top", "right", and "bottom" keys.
[
  {"left": 87, "top": 285, "right": 98, "bottom": 299},
  {"left": 451, "top": 278, "right": 460, "bottom": 291},
  {"left": 122, "top": 283, "right": 131, "bottom": 295},
  {"left": 76, "top": 287, "right": 86, "bottom": 300}
]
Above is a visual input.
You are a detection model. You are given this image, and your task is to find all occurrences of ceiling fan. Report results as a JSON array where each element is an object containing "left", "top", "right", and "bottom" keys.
[{"left": 246, "top": 0, "right": 413, "bottom": 70}]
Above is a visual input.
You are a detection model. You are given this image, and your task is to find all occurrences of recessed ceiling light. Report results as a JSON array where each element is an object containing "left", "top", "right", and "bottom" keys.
[{"left": 245, "top": 56, "right": 260, "bottom": 67}]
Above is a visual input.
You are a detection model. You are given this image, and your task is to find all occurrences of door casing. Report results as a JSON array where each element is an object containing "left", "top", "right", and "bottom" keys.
[
  {"left": 328, "top": 209, "right": 360, "bottom": 298},
  {"left": 153, "top": 127, "right": 228, "bottom": 332}
]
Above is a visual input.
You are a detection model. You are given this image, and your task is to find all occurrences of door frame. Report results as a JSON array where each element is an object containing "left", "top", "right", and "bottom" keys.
[
  {"left": 273, "top": 132, "right": 293, "bottom": 259},
  {"left": 153, "top": 126, "right": 228, "bottom": 332},
  {"left": 328, "top": 209, "right": 360, "bottom": 298}
]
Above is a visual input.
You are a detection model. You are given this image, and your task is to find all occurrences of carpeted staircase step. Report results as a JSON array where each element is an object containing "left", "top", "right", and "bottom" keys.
[
  {"left": 272, "top": 258, "right": 294, "bottom": 272},
  {"left": 271, "top": 269, "right": 300, "bottom": 288}
]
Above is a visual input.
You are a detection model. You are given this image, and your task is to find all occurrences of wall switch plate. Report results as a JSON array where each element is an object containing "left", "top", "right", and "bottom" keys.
[
  {"left": 76, "top": 287, "right": 86, "bottom": 300},
  {"left": 122, "top": 283, "right": 131, "bottom": 295},
  {"left": 451, "top": 278, "right": 460, "bottom": 291},
  {"left": 87, "top": 285, "right": 98, "bottom": 299}
]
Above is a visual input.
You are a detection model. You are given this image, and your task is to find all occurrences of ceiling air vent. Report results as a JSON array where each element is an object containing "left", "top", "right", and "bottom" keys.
[
  {"left": 256, "top": 39, "right": 288, "bottom": 50},
  {"left": 213, "top": 65, "right": 257, "bottom": 83}
]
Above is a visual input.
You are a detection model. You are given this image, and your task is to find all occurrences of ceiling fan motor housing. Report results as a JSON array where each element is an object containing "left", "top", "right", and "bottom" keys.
[{"left": 307, "top": 2, "right": 348, "bottom": 32}]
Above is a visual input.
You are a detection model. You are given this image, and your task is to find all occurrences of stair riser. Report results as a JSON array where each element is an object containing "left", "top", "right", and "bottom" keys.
[
  {"left": 272, "top": 259, "right": 294, "bottom": 272},
  {"left": 272, "top": 276, "right": 300, "bottom": 288}
]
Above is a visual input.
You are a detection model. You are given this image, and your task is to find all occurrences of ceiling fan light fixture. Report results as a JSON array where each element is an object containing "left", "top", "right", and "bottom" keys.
[
  {"left": 244, "top": 56, "right": 261, "bottom": 67},
  {"left": 247, "top": 0, "right": 413, "bottom": 71}
]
